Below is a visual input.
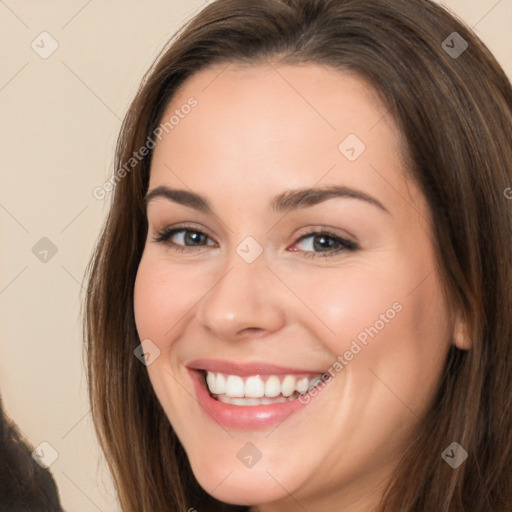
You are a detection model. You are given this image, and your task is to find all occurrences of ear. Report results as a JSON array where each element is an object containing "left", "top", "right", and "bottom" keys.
[{"left": 453, "top": 310, "right": 471, "bottom": 350}]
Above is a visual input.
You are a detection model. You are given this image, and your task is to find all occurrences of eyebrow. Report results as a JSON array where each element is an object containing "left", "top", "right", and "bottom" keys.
[{"left": 144, "top": 184, "right": 390, "bottom": 215}]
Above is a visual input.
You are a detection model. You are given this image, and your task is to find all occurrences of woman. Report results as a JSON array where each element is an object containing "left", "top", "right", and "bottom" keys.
[{"left": 84, "top": 0, "right": 512, "bottom": 510}]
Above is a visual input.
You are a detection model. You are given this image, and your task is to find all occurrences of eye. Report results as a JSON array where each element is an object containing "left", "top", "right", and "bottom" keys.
[
  {"left": 290, "top": 230, "right": 359, "bottom": 258},
  {"left": 152, "top": 225, "right": 216, "bottom": 251},
  {"left": 152, "top": 224, "right": 359, "bottom": 258}
]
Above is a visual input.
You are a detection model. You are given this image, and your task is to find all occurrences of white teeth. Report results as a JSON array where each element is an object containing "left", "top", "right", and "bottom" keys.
[
  {"left": 296, "top": 377, "right": 309, "bottom": 393},
  {"left": 225, "top": 375, "right": 244, "bottom": 397},
  {"left": 204, "top": 371, "right": 323, "bottom": 402},
  {"left": 245, "top": 376, "right": 265, "bottom": 398},
  {"left": 206, "top": 371, "right": 216, "bottom": 392},
  {"left": 216, "top": 373, "right": 226, "bottom": 394},
  {"left": 265, "top": 375, "right": 281, "bottom": 397},
  {"left": 206, "top": 372, "right": 226, "bottom": 394},
  {"left": 281, "top": 375, "right": 296, "bottom": 397},
  {"left": 217, "top": 395, "right": 290, "bottom": 406}
]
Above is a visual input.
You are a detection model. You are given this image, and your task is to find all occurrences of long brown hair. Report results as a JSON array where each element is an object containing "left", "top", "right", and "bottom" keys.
[{"left": 83, "top": 0, "right": 512, "bottom": 510}]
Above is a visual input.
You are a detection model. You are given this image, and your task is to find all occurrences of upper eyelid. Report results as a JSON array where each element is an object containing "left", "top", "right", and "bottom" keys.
[
  {"left": 153, "top": 222, "right": 215, "bottom": 237},
  {"left": 153, "top": 223, "right": 353, "bottom": 237}
]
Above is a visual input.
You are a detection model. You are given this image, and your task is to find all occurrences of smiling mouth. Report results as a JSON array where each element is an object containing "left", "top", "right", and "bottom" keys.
[{"left": 202, "top": 370, "right": 324, "bottom": 406}]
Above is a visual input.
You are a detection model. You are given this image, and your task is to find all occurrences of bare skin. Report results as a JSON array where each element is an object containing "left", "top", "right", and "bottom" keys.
[{"left": 133, "top": 62, "right": 468, "bottom": 512}]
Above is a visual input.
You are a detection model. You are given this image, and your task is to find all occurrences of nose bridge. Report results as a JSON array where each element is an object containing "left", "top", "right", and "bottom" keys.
[{"left": 195, "top": 242, "right": 285, "bottom": 339}]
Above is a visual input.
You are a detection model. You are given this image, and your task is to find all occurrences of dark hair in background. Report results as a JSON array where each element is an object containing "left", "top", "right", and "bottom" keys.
[
  {"left": 0, "top": 396, "right": 64, "bottom": 512},
  {"left": 83, "top": 0, "right": 512, "bottom": 510}
]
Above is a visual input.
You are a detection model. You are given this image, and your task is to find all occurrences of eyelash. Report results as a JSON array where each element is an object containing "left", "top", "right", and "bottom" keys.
[{"left": 152, "top": 223, "right": 359, "bottom": 258}]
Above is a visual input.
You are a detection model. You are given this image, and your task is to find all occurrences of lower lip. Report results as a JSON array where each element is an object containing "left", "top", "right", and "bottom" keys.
[{"left": 189, "top": 369, "right": 318, "bottom": 430}]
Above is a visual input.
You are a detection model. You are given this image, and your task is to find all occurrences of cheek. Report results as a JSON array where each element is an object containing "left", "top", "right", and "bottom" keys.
[
  {"left": 282, "top": 263, "right": 404, "bottom": 354},
  {"left": 284, "top": 255, "right": 450, "bottom": 388},
  {"left": 133, "top": 255, "right": 203, "bottom": 425},
  {"left": 133, "top": 255, "right": 203, "bottom": 346}
]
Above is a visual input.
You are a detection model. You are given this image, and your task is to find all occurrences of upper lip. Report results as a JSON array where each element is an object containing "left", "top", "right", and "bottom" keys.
[{"left": 187, "top": 358, "right": 325, "bottom": 376}]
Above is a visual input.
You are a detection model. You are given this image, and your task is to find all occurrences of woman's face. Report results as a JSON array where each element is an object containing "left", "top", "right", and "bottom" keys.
[{"left": 134, "top": 63, "right": 454, "bottom": 511}]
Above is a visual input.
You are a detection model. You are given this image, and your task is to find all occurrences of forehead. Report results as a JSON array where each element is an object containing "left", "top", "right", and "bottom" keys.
[
  {"left": 160, "top": 62, "right": 395, "bottom": 155},
  {"left": 149, "top": 62, "right": 423, "bottom": 216}
]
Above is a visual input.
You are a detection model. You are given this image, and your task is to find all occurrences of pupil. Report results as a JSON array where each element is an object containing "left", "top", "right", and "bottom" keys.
[
  {"left": 185, "top": 231, "right": 203, "bottom": 245},
  {"left": 314, "top": 235, "right": 336, "bottom": 251}
]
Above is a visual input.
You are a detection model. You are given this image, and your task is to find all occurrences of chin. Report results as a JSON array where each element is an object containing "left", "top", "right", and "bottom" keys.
[{"left": 191, "top": 462, "right": 286, "bottom": 507}]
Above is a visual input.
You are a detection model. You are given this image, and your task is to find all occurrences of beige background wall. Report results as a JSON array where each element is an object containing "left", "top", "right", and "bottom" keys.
[{"left": 0, "top": 1, "right": 510, "bottom": 510}]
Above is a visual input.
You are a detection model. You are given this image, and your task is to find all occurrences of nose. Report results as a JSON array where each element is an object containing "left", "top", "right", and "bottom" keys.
[{"left": 195, "top": 251, "right": 286, "bottom": 341}]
